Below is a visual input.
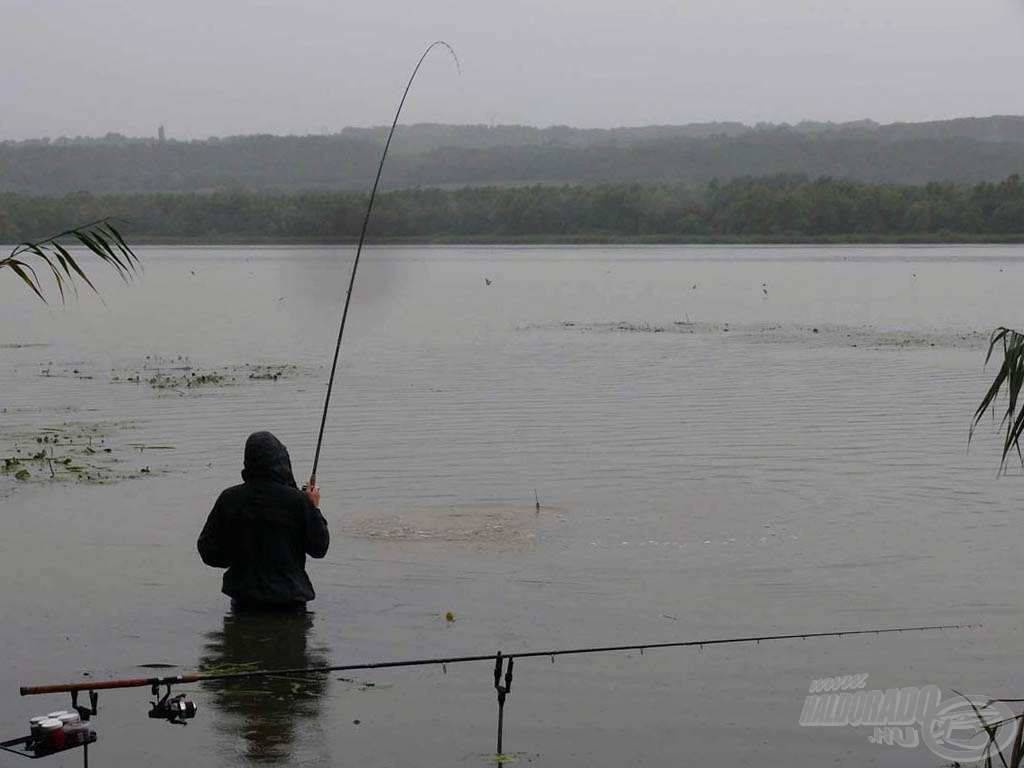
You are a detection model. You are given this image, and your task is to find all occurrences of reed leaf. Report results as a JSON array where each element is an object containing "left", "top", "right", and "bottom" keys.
[
  {"left": 950, "top": 690, "right": 1012, "bottom": 768},
  {"left": 4, "top": 260, "right": 45, "bottom": 302},
  {"left": 1, "top": 219, "right": 140, "bottom": 303},
  {"left": 970, "top": 327, "right": 1024, "bottom": 472}
]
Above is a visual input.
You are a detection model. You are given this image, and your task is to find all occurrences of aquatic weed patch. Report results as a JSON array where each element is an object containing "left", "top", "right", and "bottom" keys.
[
  {"left": 337, "top": 677, "right": 396, "bottom": 692},
  {"left": 246, "top": 363, "right": 298, "bottom": 381},
  {"left": 198, "top": 661, "right": 263, "bottom": 675},
  {"left": 30, "top": 354, "right": 304, "bottom": 391},
  {"left": 546, "top": 320, "right": 991, "bottom": 350},
  {"left": 142, "top": 369, "right": 232, "bottom": 389},
  {"left": 36, "top": 362, "right": 97, "bottom": 380},
  {"left": 0, "top": 420, "right": 160, "bottom": 492},
  {"left": 108, "top": 356, "right": 301, "bottom": 392}
]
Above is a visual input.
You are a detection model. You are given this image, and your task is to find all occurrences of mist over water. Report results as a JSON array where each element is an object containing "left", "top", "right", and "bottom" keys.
[{"left": 0, "top": 244, "right": 1021, "bottom": 766}]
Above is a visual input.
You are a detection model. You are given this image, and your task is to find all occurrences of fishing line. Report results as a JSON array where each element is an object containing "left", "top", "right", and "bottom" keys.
[{"left": 309, "top": 41, "right": 461, "bottom": 488}]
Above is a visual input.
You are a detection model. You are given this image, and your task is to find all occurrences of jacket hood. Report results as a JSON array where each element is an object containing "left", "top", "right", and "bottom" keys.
[{"left": 241, "top": 431, "right": 297, "bottom": 487}]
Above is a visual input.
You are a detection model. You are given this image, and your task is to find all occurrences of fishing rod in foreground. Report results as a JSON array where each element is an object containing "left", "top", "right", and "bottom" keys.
[
  {"left": 20, "top": 623, "right": 973, "bottom": 696},
  {"left": 308, "top": 41, "right": 461, "bottom": 490},
  {"left": 12, "top": 623, "right": 975, "bottom": 761}
]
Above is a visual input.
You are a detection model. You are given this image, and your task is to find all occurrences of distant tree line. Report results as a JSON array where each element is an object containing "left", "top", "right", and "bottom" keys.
[
  {"left": 2, "top": 175, "right": 1024, "bottom": 243},
  {"left": 4, "top": 117, "right": 1024, "bottom": 194}
]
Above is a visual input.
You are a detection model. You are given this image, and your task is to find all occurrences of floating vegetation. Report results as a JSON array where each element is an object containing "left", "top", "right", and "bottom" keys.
[
  {"left": 337, "top": 677, "right": 395, "bottom": 692},
  {"left": 36, "top": 363, "right": 94, "bottom": 380},
  {"left": 484, "top": 753, "right": 524, "bottom": 764},
  {"left": 0, "top": 420, "right": 158, "bottom": 492},
  {"left": 2, "top": 354, "right": 308, "bottom": 495},
  {"left": 108, "top": 359, "right": 301, "bottom": 391},
  {"left": 357, "top": 681, "right": 393, "bottom": 692},
  {"left": 26, "top": 354, "right": 305, "bottom": 393},
  {"left": 247, "top": 364, "right": 298, "bottom": 381},
  {"left": 545, "top": 320, "right": 990, "bottom": 350},
  {"left": 145, "top": 370, "right": 232, "bottom": 389},
  {"left": 612, "top": 321, "right": 663, "bottom": 333},
  {"left": 198, "top": 661, "right": 262, "bottom": 675}
]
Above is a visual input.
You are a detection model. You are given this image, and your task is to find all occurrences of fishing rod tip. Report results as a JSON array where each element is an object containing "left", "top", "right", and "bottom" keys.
[{"left": 428, "top": 40, "right": 462, "bottom": 75}]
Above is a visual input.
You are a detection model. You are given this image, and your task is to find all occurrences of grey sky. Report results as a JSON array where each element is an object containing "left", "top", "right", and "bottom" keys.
[{"left": 1, "top": 0, "right": 1022, "bottom": 140}]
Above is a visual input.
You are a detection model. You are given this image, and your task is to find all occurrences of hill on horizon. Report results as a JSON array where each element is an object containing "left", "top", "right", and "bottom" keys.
[{"left": 3, "top": 115, "right": 1024, "bottom": 194}]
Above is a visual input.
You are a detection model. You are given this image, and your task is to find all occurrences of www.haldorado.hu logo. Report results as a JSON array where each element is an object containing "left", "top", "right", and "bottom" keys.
[{"left": 799, "top": 675, "right": 1016, "bottom": 762}]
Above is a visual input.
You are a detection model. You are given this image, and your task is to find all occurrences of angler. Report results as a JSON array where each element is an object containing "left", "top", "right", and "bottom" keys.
[{"left": 198, "top": 431, "right": 329, "bottom": 611}]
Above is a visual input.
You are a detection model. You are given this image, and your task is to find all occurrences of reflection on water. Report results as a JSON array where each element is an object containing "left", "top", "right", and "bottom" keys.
[{"left": 198, "top": 611, "right": 330, "bottom": 764}]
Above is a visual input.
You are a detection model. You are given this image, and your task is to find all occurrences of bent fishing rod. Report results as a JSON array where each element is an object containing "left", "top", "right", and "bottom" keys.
[
  {"left": 21, "top": 623, "right": 974, "bottom": 696},
  {"left": 308, "top": 41, "right": 461, "bottom": 489}
]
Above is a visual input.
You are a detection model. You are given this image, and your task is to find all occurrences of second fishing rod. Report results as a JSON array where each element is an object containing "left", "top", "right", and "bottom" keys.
[
  {"left": 15, "top": 624, "right": 977, "bottom": 761},
  {"left": 21, "top": 623, "right": 972, "bottom": 696}
]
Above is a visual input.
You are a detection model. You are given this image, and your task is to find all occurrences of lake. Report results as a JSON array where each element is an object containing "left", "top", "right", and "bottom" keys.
[{"left": 0, "top": 243, "right": 1022, "bottom": 767}]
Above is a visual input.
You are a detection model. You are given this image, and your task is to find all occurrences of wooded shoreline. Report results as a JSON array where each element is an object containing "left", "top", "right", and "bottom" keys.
[
  {"left": 78, "top": 233, "right": 1024, "bottom": 246},
  {"left": 3, "top": 175, "right": 1024, "bottom": 244}
]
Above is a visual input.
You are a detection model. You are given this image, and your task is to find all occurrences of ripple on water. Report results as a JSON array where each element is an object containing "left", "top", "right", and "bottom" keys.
[{"left": 341, "top": 502, "right": 557, "bottom": 550}]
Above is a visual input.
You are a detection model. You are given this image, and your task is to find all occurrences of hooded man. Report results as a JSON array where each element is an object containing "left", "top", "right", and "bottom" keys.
[{"left": 198, "top": 431, "right": 329, "bottom": 611}]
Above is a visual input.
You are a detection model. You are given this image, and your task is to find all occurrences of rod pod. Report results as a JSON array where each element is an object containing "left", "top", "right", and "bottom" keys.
[{"left": 493, "top": 652, "right": 514, "bottom": 755}]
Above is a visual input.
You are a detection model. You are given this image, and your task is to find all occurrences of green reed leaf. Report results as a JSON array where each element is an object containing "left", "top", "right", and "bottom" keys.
[{"left": 1, "top": 218, "right": 139, "bottom": 303}]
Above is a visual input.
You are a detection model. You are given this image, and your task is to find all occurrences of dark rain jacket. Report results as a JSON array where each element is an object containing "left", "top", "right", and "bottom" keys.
[{"left": 198, "top": 432, "right": 329, "bottom": 608}]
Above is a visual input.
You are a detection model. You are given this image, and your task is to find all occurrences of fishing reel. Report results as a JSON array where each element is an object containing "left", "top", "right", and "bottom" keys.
[{"left": 148, "top": 684, "right": 197, "bottom": 726}]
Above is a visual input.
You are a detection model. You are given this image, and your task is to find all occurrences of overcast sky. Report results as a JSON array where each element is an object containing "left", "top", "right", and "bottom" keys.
[{"left": 1, "top": 0, "right": 1022, "bottom": 140}]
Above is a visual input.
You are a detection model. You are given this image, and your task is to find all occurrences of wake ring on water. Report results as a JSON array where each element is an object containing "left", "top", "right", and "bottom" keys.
[{"left": 341, "top": 502, "right": 563, "bottom": 548}]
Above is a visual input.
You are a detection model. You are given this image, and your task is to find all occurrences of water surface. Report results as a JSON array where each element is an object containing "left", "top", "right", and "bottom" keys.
[{"left": 1, "top": 244, "right": 1021, "bottom": 767}]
